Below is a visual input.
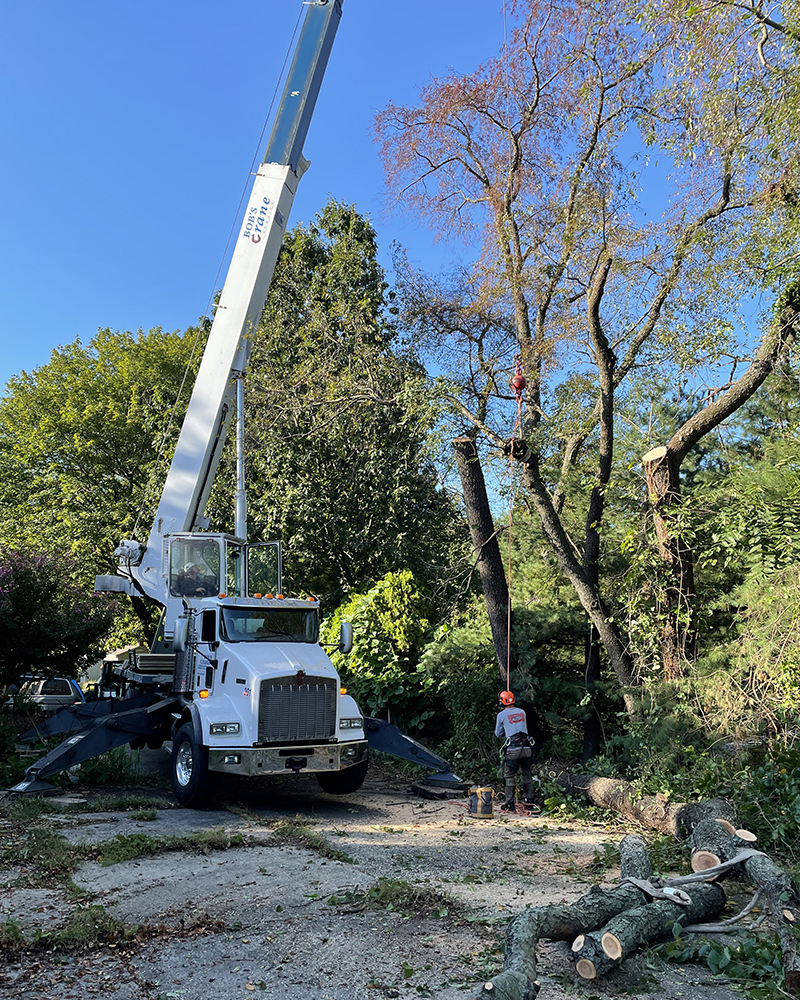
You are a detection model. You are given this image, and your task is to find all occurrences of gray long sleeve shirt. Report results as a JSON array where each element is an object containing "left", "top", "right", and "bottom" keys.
[{"left": 495, "top": 706, "right": 528, "bottom": 739}]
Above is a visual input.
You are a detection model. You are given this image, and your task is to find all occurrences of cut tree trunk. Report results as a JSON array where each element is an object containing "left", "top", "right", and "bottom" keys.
[
  {"left": 466, "top": 835, "right": 654, "bottom": 999},
  {"left": 560, "top": 773, "right": 800, "bottom": 995},
  {"left": 557, "top": 773, "right": 736, "bottom": 838},
  {"left": 642, "top": 445, "right": 697, "bottom": 679},
  {"left": 689, "top": 818, "right": 757, "bottom": 873},
  {"left": 452, "top": 435, "right": 515, "bottom": 684},
  {"left": 573, "top": 882, "right": 727, "bottom": 980}
]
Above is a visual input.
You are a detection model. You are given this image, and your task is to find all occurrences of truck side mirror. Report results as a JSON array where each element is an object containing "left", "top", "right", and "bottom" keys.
[
  {"left": 173, "top": 617, "right": 190, "bottom": 653},
  {"left": 201, "top": 610, "right": 217, "bottom": 644},
  {"left": 338, "top": 622, "right": 353, "bottom": 655}
]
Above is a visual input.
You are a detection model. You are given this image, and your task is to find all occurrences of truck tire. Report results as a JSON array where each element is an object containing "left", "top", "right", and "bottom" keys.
[
  {"left": 316, "top": 756, "right": 368, "bottom": 795},
  {"left": 170, "top": 723, "right": 218, "bottom": 808}
]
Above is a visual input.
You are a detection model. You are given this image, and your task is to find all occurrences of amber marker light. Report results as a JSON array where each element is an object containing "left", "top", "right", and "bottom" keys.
[
  {"left": 219, "top": 592, "right": 227, "bottom": 598},
  {"left": 265, "top": 593, "right": 273, "bottom": 599},
  {"left": 199, "top": 689, "right": 210, "bottom": 699},
  {"left": 277, "top": 594, "right": 284, "bottom": 599},
  {"left": 254, "top": 593, "right": 262, "bottom": 598},
  {"left": 340, "top": 686, "right": 347, "bottom": 695}
]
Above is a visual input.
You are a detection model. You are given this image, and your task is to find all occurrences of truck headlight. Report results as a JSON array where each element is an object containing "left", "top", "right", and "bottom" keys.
[
  {"left": 210, "top": 722, "right": 240, "bottom": 735},
  {"left": 339, "top": 717, "right": 363, "bottom": 730}
]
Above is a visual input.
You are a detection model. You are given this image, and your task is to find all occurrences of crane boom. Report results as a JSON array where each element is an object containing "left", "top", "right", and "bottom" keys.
[{"left": 123, "top": 0, "right": 343, "bottom": 603}]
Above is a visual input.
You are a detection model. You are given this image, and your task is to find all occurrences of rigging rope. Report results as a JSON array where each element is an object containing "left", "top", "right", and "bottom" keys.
[
  {"left": 505, "top": 357, "right": 527, "bottom": 691},
  {"left": 132, "top": 4, "right": 306, "bottom": 538}
]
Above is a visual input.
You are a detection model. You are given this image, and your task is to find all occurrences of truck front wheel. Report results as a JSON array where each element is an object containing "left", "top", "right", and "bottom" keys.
[
  {"left": 316, "top": 756, "right": 368, "bottom": 795},
  {"left": 171, "top": 723, "right": 218, "bottom": 808}
]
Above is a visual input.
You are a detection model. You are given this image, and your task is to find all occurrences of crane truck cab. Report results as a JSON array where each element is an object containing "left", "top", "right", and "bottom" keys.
[{"left": 139, "top": 532, "right": 368, "bottom": 806}]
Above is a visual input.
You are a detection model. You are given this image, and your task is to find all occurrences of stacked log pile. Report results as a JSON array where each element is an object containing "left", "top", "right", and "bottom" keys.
[{"left": 460, "top": 774, "right": 800, "bottom": 1000}]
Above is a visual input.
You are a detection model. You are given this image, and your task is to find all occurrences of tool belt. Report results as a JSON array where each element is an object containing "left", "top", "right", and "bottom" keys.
[{"left": 505, "top": 733, "right": 533, "bottom": 760}]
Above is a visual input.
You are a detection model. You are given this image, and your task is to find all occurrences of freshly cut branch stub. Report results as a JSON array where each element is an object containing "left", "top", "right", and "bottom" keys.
[{"left": 691, "top": 850, "right": 722, "bottom": 873}]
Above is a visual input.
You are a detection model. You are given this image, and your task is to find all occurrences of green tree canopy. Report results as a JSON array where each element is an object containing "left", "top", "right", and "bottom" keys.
[
  {"left": 209, "top": 200, "right": 463, "bottom": 602},
  {"left": 0, "top": 547, "right": 114, "bottom": 688},
  {"left": 0, "top": 325, "right": 202, "bottom": 579}
]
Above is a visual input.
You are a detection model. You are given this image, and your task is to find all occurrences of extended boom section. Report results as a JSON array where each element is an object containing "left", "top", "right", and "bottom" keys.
[{"left": 25, "top": 0, "right": 460, "bottom": 809}]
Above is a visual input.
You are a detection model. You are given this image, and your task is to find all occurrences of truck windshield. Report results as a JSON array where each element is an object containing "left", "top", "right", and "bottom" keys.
[{"left": 220, "top": 607, "right": 318, "bottom": 643}]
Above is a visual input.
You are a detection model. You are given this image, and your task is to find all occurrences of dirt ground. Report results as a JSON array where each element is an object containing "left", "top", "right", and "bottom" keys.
[{"left": 0, "top": 753, "right": 744, "bottom": 1000}]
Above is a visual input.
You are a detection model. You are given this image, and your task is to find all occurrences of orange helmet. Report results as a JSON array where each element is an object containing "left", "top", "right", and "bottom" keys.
[{"left": 499, "top": 690, "right": 515, "bottom": 706}]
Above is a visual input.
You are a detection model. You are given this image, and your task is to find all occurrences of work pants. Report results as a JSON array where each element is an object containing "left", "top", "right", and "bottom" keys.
[{"left": 503, "top": 750, "right": 534, "bottom": 805}]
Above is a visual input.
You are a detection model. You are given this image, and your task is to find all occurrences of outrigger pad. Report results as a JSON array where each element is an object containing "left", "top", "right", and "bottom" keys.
[
  {"left": 423, "top": 771, "right": 465, "bottom": 788},
  {"left": 9, "top": 777, "right": 57, "bottom": 796}
]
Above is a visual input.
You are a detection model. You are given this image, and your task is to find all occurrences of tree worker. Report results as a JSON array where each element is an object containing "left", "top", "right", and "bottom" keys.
[{"left": 495, "top": 690, "right": 537, "bottom": 813}]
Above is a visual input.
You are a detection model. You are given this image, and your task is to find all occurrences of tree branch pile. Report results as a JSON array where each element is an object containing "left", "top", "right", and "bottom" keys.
[{"left": 456, "top": 779, "right": 800, "bottom": 999}]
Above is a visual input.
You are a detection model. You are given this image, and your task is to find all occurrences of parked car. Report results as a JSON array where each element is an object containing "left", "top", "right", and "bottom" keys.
[{"left": 11, "top": 676, "right": 85, "bottom": 713}]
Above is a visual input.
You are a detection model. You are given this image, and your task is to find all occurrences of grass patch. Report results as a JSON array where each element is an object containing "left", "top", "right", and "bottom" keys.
[
  {"left": 0, "top": 903, "right": 131, "bottom": 958},
  {"left": 327, "top": 876, "right": 461, "bottom": 919},
  {"left": 49, "top": 904, "right": 129, "bottom": 950},
  {"left": 98, "top": 829, "right": 245, "bottom": 866},
  {"left": 1, "top": 826, "right": 82, "bottom": 880},
  {"left": 0, "top": 917, "right": 24, "bottom": 953},
  {"left": 271, "top": 815, "right": 355, "bottom": 864},
  {"left": 5, "top": 795, "right": 59, "bottom": 823},
  {"left": 130, "top": 808, "right": 157, "bottom": 821}
]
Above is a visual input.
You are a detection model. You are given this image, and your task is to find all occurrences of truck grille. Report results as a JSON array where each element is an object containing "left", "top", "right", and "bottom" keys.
[{"left": 257, "top": 676, "right": 336, "bottom": 743}]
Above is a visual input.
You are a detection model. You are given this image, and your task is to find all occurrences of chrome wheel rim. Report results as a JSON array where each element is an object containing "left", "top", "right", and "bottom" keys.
[{"left": 175, "top": 741, "right": 193, "bottom": 786}]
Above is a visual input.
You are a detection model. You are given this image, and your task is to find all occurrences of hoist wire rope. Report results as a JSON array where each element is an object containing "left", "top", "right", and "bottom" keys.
[
  {"left": 132, "top": 4, "right": 305, "bottom": 539},
  {"left": 506, "top": 381, "right": 524, "bottom": 693}
]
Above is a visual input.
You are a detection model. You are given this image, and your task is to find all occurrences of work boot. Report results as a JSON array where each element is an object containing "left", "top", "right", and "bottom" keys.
[{"left": 501, "top": 779, "right": 516, "bottom": 812}]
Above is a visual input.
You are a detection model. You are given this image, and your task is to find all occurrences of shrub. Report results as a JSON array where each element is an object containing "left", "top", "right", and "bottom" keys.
[{"left": 323, "top": 570, "right": 435, "bottom": 731}]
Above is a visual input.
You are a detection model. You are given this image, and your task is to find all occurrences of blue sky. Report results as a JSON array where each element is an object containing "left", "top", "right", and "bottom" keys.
[{"left": 0, "top": 0, "right": 507, "bottom": 389}]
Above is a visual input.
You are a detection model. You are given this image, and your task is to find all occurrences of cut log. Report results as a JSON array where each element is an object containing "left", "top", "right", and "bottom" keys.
[
  {"left": 601, "top": 931, "right": 623, "bottom": 959},
  {"left": 574, "top": 882, "right": 727, "bottom": 979},
  {"left": 470, "top": 835, "right": 654, "bottom": 999},
  {"left": 689, "top": 819, "right": 760, "bottom": 880},
  {"left": 619, "top": 834, "right": 652, "bottom": 880},
  {"left": 557, "top": 773, "right": 736, "bottom": 838},
  {"left": 710, "top": 832, "right": 800, "bottom": 994}
]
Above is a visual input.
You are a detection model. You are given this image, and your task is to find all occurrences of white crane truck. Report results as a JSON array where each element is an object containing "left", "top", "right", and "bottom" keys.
[{"left": 12, "top": 0, "right": 460, "bottom": 807}]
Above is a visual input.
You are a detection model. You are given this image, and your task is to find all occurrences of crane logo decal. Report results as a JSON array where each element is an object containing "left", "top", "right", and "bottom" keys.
[{"left": 243, "top": 196, "right": 274, "bottom": 245}]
